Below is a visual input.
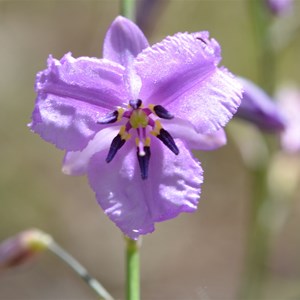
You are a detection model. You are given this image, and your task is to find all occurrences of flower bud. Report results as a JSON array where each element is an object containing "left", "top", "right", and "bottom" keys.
[
  {"left": 266, "top": 0, "right": 293, "bottom": 16},
  {"left": 236, "top": 77, "right": 286, "bottom": 132},
  {"left": 277, "top": 85, "right": 300, "bottom": 153},
  {"left": 0, "top": 229, "right": 52, "bottom": 270}
]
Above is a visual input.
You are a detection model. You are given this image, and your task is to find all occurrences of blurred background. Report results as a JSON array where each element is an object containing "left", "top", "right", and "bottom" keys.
[{"left": 0, "top": 0, "right": 299, "bottom": 299}]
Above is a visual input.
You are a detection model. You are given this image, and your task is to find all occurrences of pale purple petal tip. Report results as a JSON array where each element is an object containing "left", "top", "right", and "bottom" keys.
[
  {"left": 103, "top": 16, "right": 149, "bottom": 68},
  {"left": 236, "top": 77, "right": 286, "bottom": 132}
]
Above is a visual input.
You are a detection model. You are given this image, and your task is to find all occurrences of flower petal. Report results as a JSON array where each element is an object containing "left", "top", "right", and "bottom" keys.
[
  {"left": 103, "top": 16, "right": 149, "bottom": 68},
  {"left": 163, "top": 118, "right": 227, "bottom": 150},
  {"left": 236, "top": 77, "right": 286, "bottom": 132},
  {"left": 30, "top": 53, "right": 127, "bottom": 151},
  {"left": 87, "top": 142, "right": 155, "bottom": 240},
  {"left": 87, "top": 139, "right": 202, "bottom": 239},
  {"left": 267, "top": 0, "right": 293, "bottom": 15},
  {"left": 135, "top": 32, "right": 242, "bottom": 133},
  {"left": 62, "top": 126, "right": 120, "bottom": 176},
  {"left": 277, "top": 86, "right": 300, "bottom": 153},
  {"left": 145, "top": 139, "right": 203, "bottom": 222}
]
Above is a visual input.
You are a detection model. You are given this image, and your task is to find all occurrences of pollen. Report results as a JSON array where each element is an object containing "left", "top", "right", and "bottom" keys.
[
  {"left": 119, "top": 125, "right": 131, "bottom": 140},
  {"left": 150, "top": 120, "right": 163, "bottom": 136}
]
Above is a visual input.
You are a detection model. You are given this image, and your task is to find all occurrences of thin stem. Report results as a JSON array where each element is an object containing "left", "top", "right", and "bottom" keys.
[
  {"left": 125, "top": 237, "right": 141, "bottom": 300},
  {"left": 249, "top": 0, "right": 276, "bottom": 94},
  {"left": 239, "top": 163, "right": 272, "bottom": 300},
  {"left": 120, "top": 0, "right": 136, "bottom": 22},
  {"left": 239, "top": 1, "right": 277, "bottom": 299},
  {"left": 48, "top": 240, "right": 114, "bottom": 300}
]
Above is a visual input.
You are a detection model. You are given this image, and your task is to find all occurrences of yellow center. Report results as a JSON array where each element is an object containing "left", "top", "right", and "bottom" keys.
[{"left": 129, "top": 110, "right": 148, "bottom": 128}]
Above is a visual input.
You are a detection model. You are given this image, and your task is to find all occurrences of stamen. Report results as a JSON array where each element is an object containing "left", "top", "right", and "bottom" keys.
[
  {"left": 106, "top": 134, "right": 126, "bottom": 163},
  {"left": 119, "top": 126, "right": 131, "bottom": 140},
  {"left": 156, "top": 129, "right": 179, "bottom": 155},
  {"left": 149, "top": 104, "right": 174, "bottom": 119},
  {"left": 97, "top": 108, "right": 124, "bottom": 124},
  {"left": 106, "top": 126, "right": 131, "bottom": 163},
  {"left": 97, "top": 111, "right": 118, "bottom": 124},
  {"left": 137, "top": 146, "right": 151, "bottom": 180},
  {"left": 99, "top": 99, "right": 178, "bottom": 178},
  {"left": 151, "top": 121, "right": 179, "bottom": 155},
  {"left": 129, "top": 99, "right": 142, "bottom": 110}
]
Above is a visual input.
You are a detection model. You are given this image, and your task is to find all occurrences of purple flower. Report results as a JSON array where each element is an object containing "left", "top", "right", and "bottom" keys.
[
  {"left": 277, "top": 85, "right": 300, "bottom": 153},
  {"left": 236, "top": 77, "right": 286, "bottom": 132},
  {"left": 30, "top": 16, "right": 242, "bottom": 239},
  {"left": 266, "top": 0, "right": 293, "bottom": 15}
]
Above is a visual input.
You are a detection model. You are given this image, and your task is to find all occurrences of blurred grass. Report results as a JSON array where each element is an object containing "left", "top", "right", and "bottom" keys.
[{"left": 0, "top": 0, "right": 299, "bottom": 299}]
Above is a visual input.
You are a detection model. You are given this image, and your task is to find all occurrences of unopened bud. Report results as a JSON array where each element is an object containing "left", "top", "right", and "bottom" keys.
[
  {"left": 266, "top": 0, "right": 293, "bottom": 16},
  {"left": 236, "top": 77, "right": 286, "bottom": 132},
  {"left": 0, "top": 229, "right": 53, "bottom": 270}
]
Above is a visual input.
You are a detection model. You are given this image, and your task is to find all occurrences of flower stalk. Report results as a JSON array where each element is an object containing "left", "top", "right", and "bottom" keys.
[
  {"left": 249, "top": 0, "right": 275, "bottom": 94},
  {"left": 240, "top": 163, "right": 272, "bottom": 300},
  {"left": 239, "top": 0, "right": 278, "bottom": 299},
  {"left": 48, "top": 241, "right": 114, "bottom": 300},
  {"left": 125, "top": 237, "right": 141, "bottom": 300},
  {"left": 121, "top": 0, "right": 136, "bottom": 22}
]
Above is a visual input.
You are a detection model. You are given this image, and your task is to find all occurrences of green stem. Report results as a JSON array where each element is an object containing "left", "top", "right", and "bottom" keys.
[
  {"left": 120, "top": 0, "right": 136, "bottom": 22},
  {"left": 125, "top": 237, "right": 140, "bottom": 300},
  {"left": 239, "top": 1, "right": 277, "bottom": 299},
  {"left": 48, "top": 241, "right": 114, "bottom": 300},
  {"left": 249, "top": 0, "right": 276, "bottom": 94},
  {"left": 240, "top": 163, "right": 272, "bottom": 300}
]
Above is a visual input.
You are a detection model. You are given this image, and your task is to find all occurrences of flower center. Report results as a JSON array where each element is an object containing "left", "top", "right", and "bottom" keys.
[{"left": 97, "top": 99, "right": 179, "bottom": 179}]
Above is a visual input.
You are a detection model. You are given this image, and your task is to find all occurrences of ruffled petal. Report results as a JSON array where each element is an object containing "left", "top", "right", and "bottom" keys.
[
  {"left": 87, "top": 139, "right": 202, "bottom": 239},
  {"left": 62, "top": 126, "right": 119, "bottom": 176},
  {"left": 87, "top": 142, "right": 155, "bottom": 240},
  {"left": 162, "top": 118, "right": 227, "bottom": 150},
  {"left": 103, "top": 16, "right": 149, "bottom": 67},
  {"left": 145, "top": 139, "right": 203, "bottom": 222},
  {"left": 30, "top": 53, "right": 127, "bottom": 151},
  {"left": 135, "top": 32, "right": 242, "bottom": 133}
]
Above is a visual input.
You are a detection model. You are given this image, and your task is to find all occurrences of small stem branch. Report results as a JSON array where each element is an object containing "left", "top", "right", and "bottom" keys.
[
  {"left": 125, "top": 237, "right": 141, "bottom": 300},
  {"left": 48, "top": 241, "right": 114, "bottom": 300},
  {"left": 120, "top": 0, "right": 136, "bottom": 22}
]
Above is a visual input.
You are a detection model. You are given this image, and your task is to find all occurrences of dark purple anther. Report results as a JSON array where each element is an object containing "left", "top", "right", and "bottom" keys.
[
  {"left": 97, "top": 110, "right": 119, "bottom": 124},
  {"left": 153, "top": 105, "right": 174, "bottom": 119},
  {"left": 106, "top": 134, "right": 126, "bottom": 163},
  {"left": 157, "top": 128, "right": 179, "bottom": 155},
  {"left": 129, "top": 99, "right": 142, "bottom": 110},
  {"left": 137, "top": 146, "right": 151, "bottom": 180}
]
